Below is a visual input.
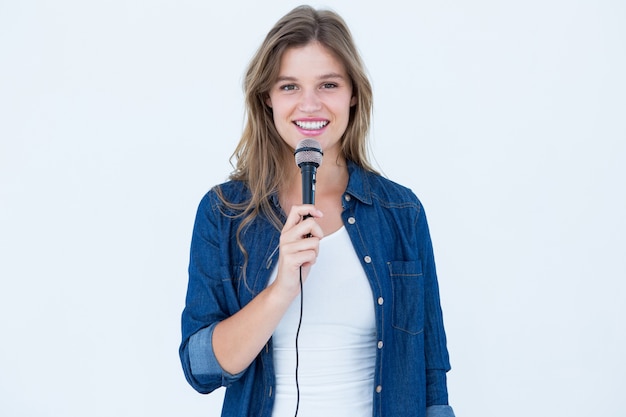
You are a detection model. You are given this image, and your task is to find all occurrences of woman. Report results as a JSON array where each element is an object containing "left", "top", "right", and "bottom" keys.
[{"left": 180, "top": 5, "right": 455, "bottom": 417}]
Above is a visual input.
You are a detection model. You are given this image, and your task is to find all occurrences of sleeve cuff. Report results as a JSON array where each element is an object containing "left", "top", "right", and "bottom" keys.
[
  {"left": 426, "top": 405, "right": 456, "bottom": 417},
  {"left": 188, "top": 323, "right": 245, "bottom": 385}
]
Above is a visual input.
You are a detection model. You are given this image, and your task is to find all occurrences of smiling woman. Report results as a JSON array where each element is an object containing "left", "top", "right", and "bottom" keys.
[
  {"left": 266, "top": 42, "right": 356, "bottom": 163},
  {"left": 179, "top": 5, "right": 455, "bottom": 417}
]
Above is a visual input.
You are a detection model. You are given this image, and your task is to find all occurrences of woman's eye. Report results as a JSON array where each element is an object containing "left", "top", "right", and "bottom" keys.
[
  {"left": 321, "top": 83, "right": 338, "bottom": 89},
  {"left": 280, "top": 84, "right": 297, "bottom": 91}
]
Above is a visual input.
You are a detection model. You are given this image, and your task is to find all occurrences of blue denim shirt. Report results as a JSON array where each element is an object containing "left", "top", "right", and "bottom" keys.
[{"left": 180, "top": 161, "right": 455, "bottom": 417}]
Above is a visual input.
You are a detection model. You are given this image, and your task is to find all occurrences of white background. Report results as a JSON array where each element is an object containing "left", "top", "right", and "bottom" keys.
[{"left": 1, "top": 1, "right": 625, "bottom": 416}]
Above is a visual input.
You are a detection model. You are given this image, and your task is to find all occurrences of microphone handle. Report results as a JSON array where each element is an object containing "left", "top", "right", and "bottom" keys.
[{"left": 300, "top": 163, "right": 317, "bottom": 218}]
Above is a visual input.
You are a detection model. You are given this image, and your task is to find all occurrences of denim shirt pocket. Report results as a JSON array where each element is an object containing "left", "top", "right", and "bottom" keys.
[{"left": 388, "top": 260, "right": 425, "bottom": 335}]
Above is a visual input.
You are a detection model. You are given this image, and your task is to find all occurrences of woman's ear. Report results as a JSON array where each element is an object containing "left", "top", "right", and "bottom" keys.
[
  {"left": 350, "top": 95, "right": 357, "bottom": 107},
  {"left": 266, "top": 96, "right": 273, "bottom": 108}
]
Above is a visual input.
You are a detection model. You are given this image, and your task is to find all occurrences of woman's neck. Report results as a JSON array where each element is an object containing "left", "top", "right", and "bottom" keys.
[{"left": 283, "top": 152, "right": 348, "bottom": 195}]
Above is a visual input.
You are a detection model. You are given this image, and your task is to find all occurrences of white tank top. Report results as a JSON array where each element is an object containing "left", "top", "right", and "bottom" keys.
[{"left": 268, "top": 226, "right": 377, "bottom": 417}]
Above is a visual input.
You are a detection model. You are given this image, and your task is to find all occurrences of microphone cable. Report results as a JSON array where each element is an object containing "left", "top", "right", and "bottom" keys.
[{"left": 294, "top": 266, "right": 304, "bottom": 417}]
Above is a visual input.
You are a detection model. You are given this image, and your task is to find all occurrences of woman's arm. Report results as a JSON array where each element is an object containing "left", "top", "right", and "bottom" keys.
[
  {"left": 211, "top": 204, "right": 323, "bottom": 374},
  {"left": 181, "top": 198, "right": 324, "bottom": 392}
]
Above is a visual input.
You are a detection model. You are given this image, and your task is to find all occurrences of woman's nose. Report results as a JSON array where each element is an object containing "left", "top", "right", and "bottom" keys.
[{"left": 298, "top": 89, "right": 322, "bottom": 113}]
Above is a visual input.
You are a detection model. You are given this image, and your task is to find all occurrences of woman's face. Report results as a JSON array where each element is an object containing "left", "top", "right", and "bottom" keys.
[{"left": 266, "top": 42, "right": 356, "bottom": 159}]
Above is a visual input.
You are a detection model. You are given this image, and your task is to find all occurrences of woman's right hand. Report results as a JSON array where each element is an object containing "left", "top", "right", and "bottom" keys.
[{"left": 272, "top": 204, "right": 324, "bottom": 298}]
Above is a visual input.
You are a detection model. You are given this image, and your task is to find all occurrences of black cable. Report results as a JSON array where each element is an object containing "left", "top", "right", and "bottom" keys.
[{"left": 294, "top": 266, "right": 304, "bottom": 417}]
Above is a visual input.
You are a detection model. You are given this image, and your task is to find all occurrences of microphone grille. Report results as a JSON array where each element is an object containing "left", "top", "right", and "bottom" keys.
[{"left": 294, "top": 138, "right": 323, "bottom": 167}]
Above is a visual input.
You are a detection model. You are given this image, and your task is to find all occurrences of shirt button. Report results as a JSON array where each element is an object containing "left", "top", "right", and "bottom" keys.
[
  {"left": 376, "top": 385, "right": 382, "bottom": 393},
  {"left": 344, "top": 194, "right": 351, "bottom": 201},
  {"left": 348, "top": 217, "right": 356, "bottom": 224},
  {"left": 364, "top": 256, "right": 372, "bottom": 263},
  {"left": 378, "top": 297, "right": 384, "bottom": 305},
  {"left": 377, "top": 341, "right": 384, "bottom": 349}
]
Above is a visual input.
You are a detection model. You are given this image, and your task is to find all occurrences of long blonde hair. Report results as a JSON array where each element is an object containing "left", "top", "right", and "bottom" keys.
[{"left": 218, "top": 5, "right": 375, "bottom": 262}]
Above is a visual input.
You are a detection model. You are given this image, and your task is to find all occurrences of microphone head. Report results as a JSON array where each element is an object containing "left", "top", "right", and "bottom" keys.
[{"left": 294, "top": 138, "right": 323, "bottom": 168}]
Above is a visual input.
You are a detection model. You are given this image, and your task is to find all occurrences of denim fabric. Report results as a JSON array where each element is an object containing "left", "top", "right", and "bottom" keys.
[{"left": 180, "top": 161, "right": 454, "bottom": 417}]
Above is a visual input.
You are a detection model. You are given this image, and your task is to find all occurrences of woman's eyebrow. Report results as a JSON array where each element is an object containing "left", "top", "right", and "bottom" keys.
[{"left": 275, "top": 73, "right": 346, "bottom": 83}]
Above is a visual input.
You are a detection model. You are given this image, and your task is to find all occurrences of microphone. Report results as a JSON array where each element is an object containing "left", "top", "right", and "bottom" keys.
[
  {"left": 293, "top": 138, "right": 323, "bottom": 417},
  {"left": 294, "top": 139, "right": 323, "bottom": 208}
]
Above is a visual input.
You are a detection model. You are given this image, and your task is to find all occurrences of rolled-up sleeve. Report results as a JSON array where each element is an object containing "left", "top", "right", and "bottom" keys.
[
  {"left": 188, "top": 323, "right": 245, "bottom": 387},
  {"left": 426, "top": 405, "right": 456, "bottom": 417}
]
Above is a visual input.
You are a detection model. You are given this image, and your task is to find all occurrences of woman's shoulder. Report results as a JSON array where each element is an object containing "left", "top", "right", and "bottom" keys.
[
  {"left": 197, "top": 180, "right": 250, "bottom": 213},
  {"left": 358, "top": 167, "right": 422, "bottom": 207},
  {"left": 212, "top": 179, "right": 249, "bottom": 200}
]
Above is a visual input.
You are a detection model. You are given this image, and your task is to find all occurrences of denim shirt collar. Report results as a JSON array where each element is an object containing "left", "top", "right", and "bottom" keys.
[
  {"left": 345, "top": 160, "right": 373, "bottom": 205},
  {"left": 268, "top": 160, "right": 374, "bottom": 208}
]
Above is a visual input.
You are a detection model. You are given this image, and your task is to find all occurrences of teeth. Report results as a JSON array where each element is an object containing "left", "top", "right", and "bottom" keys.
[{"left": 295, "top": 120, "right": 328, "bottom": 130}]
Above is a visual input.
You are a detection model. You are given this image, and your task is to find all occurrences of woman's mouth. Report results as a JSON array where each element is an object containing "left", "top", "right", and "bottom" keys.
[{"left": 294, "top": 120, "right": 329, "bottom": 131}]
